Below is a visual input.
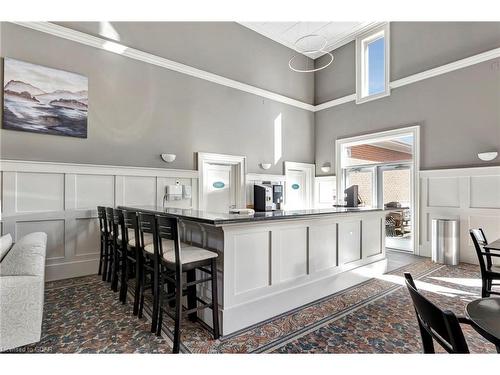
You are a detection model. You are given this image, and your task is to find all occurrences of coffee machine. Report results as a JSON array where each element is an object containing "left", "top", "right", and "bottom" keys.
[{"left": 254, "top": 183, "right": 284, "bottom": 212}]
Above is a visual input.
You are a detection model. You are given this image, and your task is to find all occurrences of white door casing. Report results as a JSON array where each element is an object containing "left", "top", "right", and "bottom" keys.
[
  {"left": 284, "top": 161, "right": 315, "bottom": 210},
  {"left": 198, "top": 153, "right": 246, "bottom": 212}
]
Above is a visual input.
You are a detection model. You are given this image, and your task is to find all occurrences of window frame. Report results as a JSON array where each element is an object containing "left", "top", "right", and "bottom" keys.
[{"left": 355, "top": 23, "right": 391, "bottom": 104}]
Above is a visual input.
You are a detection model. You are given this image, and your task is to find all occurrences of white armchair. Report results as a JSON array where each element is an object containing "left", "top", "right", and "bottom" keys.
[{"left": 0, "top": 232, "right": 47, "bottom": 352}]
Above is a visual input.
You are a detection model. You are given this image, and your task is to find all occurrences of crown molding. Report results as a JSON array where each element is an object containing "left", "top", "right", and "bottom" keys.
[
  {"left": 10, "top": 22, "right": 315, "bottom": 112},
  {"left": 313, "top": 46, "right": 500, "bottom": 112},
  {"left": 8, "top": 22, "right": 500, "bottom": 114}
]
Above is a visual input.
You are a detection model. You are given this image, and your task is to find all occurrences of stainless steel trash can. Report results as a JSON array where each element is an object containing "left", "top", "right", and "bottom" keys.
[{"left": 431, "top": 219, "right": 459, "bottom": 265}]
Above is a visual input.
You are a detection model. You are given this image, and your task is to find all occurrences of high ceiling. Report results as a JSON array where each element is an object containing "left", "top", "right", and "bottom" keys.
[{"left": 239, "top": 22, "right": 382, "bottom": 59}]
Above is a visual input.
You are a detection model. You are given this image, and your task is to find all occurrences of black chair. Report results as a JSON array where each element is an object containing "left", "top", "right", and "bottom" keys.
[
  {"left": 122, "top": 209, "right": 143, "bottom": 314},
  {"left": 153, "top": 214, "right": 219, "bottom": 353},
  {"left": 469, "top": 229, "right": 500, "bottom": 297},
  {"left": 137, "top": 213, "right": 160, "bottom": 332},
  {"left": 97, "top": 206, "right": 112, "bottom": 281},
  {"left": 404, "top": 272, "right": 471, "bottom": 353},
  {"left": 105, "top": 207, "right": 117, "bottom": 284}
]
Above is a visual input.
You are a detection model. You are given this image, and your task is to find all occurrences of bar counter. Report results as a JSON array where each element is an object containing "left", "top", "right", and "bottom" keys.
[{"left": 119, "top": 205, "right": 387, "bottom": 335}]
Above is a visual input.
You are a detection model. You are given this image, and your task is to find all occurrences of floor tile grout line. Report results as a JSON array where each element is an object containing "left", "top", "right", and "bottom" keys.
[{"left": 256, "top": 264, "right": 446, "bottom": 353}]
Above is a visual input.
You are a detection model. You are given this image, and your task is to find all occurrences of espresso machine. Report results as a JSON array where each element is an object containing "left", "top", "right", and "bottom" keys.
[{"left": 254, "top": 183, "right": 284, "bottom": 212}]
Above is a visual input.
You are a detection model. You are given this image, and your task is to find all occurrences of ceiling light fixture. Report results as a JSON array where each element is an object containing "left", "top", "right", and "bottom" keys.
[{"left": 288, "top": 34, "right": 334, "bottom": 73}]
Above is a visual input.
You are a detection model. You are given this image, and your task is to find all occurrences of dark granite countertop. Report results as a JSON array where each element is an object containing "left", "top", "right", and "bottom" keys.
[{"left": 118, "top": 205, "right": 383, "bottom": 226}]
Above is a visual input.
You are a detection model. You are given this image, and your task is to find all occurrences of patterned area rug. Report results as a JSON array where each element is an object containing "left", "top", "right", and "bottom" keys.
[{"left": 10, "top": 258, "right": 497, "bottom": 353}]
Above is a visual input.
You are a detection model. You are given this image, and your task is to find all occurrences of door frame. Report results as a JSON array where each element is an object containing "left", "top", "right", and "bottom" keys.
[
  {"left": 284, "top": 161, "right": 315, "bottom": 209},
  {"left": 197, "top": 152, "right": 246, "bottom": 211},
  {"left": 335, "top": 125, "right": 420, "bottom": 255}
]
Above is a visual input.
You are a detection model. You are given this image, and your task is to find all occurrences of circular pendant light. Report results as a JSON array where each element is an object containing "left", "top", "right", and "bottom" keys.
[{"left": 288, "top": 34, "right": 334, "bottom": 73}]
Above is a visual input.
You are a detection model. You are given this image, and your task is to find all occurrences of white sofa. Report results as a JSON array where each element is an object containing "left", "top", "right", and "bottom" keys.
[{"left": 0, "top": 232, "right": 47, "bottom": 352}]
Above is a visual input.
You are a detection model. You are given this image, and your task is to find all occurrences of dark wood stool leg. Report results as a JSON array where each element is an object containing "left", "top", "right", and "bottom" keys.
[
  {"left": 111, "top": 245, "right": 119, "bottom": 292},
  {"left": 98, "top": 236, "right": 104, "bottom": 275},
  {"left": 138, "top": 264, "right": 146, "bottom": 319},
  {"left": 107, "top": 242, "right": 113, "bottom": 282},
  {"left": 156, "top": 272, "right": 164, "bottom": 336},
  {"left": 150, "top": 258, "right": 159, "bottom": 333},
  {"left": 187, "top": 269, "right": 197, "bottom": 322},
  {"left": 210, "top": 258, "right": 220, "bottom": 340},
  {"left": 102, "top": 238, "right": 109, "bottom": 281},
  {"left": 119, "top": 249, "right": 128, "bottom": 303},
  {"left": 173, "top": 276, "right": 182, "bottom": 353},
  {"left": 133, "top": 250, "right": 142, "bottom": 316}
]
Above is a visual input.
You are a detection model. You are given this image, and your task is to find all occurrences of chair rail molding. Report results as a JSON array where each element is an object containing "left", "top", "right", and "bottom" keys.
[{"left": 10, "top": 22, "right": 500, "bottom": 114}]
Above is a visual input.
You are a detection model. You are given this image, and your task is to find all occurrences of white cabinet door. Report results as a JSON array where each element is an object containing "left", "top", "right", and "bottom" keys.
[
  {"left": 203, "top": 164, "right": 235, "bottom": 213},
  {"left": 286, "top": 169, "right": 307, "bottom": 210}
]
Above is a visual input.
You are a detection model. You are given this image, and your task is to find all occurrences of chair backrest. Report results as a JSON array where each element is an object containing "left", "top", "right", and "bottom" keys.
[
  {"left": 97, "top": 206, "right": 109, "bottom": 235},
  {"left": 156, "top": 215, "right": 182, "bottom": 269},
  {"left": 112, "top": 208, "right": 125, "bottom": 247},
  {"left": 404, "top": 273, "right": 469, "bottom": 353},
  {"left": 105, "top": 207, "right": 116, "bottom": 239},
  {"left": 137, "top": 212, "right": 158, "bottom": 253},
  {"left": 123, "top": 210, "right": 139, "bottom": 249},
  {"left": 470, "top": 228, "right": 491, "bottom": 271}
]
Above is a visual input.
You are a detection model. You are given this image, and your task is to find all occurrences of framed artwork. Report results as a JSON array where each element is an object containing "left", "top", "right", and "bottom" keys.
[{"left": 3, "top": 57, "right": 88, "bottom": 138}]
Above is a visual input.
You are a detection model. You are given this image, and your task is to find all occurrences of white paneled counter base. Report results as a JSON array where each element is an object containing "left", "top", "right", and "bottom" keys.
[{"left": 122, "top": 206, "right": 386, "bottom": 335}]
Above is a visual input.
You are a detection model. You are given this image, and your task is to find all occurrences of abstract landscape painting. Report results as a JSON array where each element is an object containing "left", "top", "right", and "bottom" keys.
[{"left": 3, "top": 58, "right": 88, "bottom": 138}]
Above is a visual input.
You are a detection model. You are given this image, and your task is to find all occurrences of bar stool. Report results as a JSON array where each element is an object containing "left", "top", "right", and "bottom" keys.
[
  {"left": 105, "top": 207, "right": 117, "bottom": 284},
  {"left": 97, "top": 206, "right": 112, "bottom": 281},
  {"left": 122, "top": 209, "right": 153, "bottom": 314},
  {"left": 137, "top": 213, "right": 161, "bottom": 331},
  {"left": 152, "top": 214, "right": 219, "bottom": 353}
]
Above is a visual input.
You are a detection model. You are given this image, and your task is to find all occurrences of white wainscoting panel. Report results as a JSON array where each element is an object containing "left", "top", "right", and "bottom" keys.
[
  {"left": 362, "top": 217, "right": 383, "bottom": 258},
  {"left": 74, "top": 174, "right": 115, "bottom": 209},
  {"left": 309, "top": 222, "right": 337, "bottom": 272},
  {"left": 278, "top": 226, "right": 308, "bottom": 282},
  {"left": 233, "top": 231, "right": 271, "bottom": 295},
  {"left": 469, "top": 175, "right": 500, "bottom": 209},
  {"left": 16, "top": 172, "right": 65, "bottom": 212},
  {"left": 420, "top": 166, "right": 500, "bottom": 265},
  {"left": 427, "top": 177, "right": 460, "bottom": 208},
  {"left": 1, "top": 160, "right": 198, "bottom": 281},
  {"left": 338, "top": 220, "right": 361, "bottom": 264}
]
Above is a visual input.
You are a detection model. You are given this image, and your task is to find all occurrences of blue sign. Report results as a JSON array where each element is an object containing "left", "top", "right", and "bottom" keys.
[
  {"left": 213, "top": 181, "right": 225, "bottom": 189},
  {"left": 291, "top": 183, "right": 300, "bottom": 190}
]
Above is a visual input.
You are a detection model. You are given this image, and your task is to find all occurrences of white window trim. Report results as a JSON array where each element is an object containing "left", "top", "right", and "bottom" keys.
[{"left": 355, "top": 23, "right": 391, "bottom": 104}]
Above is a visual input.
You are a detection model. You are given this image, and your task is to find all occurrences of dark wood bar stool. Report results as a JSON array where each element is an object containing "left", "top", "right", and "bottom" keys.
[
  {"left": 97, "top": 206, "right": 112, "bottom": 281},
  {"left": 137, "top": 213, "right": 160, "bottom": 332},
  {"left": 105, "top": 207, "right": 116, "bottom": 284},
  {"left": 469, "top": 228, "right": 500, "bottom": 297},
  {"left": 152, "top": 214, "right": 219, "bottom": 353},
  {"left": 122, "top": 209, "right": 153, "bottom": 315}
]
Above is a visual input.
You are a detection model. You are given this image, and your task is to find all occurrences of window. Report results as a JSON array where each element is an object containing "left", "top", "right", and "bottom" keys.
[{"left": 356, "top": 23, "right": 390, "bottom": 103}]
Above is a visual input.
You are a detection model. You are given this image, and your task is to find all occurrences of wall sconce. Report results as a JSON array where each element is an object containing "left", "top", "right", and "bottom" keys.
[
  {"left": 320, "top": 162, "right": 331, "bottom": 173},
  {"left": 161, "top": 153, "right": 176, "bottom": 163},
  {"left": 478, "top": 151, "right": 498, "bottom": 161},
  {"left": 260, "top": 163, "right": 272, "bottom": 170}
]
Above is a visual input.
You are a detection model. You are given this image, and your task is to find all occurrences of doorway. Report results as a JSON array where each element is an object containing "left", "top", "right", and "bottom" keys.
[
  {"left": 198, "top": 152, "right": 246, "bottom": 213},
  {"left": 336, "top": 126, "right": 420, "bottom": 254},
  {"left": 284, "top": 162, "right": 315, "bottom": 210}
]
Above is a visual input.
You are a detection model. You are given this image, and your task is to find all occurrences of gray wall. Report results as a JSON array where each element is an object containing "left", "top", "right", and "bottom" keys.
[
  {"left": 315, "top": 22, "right": 500, "bottom": 173},
  {"left": 315, "top": 22, "right": 500, "bottom": 104},
  {"left": 0, "top": 22, "right": 315, "bottom": 174},
  {"left": 55, "top": 22, "right": 315, "bottom": 104},
  {"left": 315, "top": 60, "right": 500, "bottom": 174}
]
